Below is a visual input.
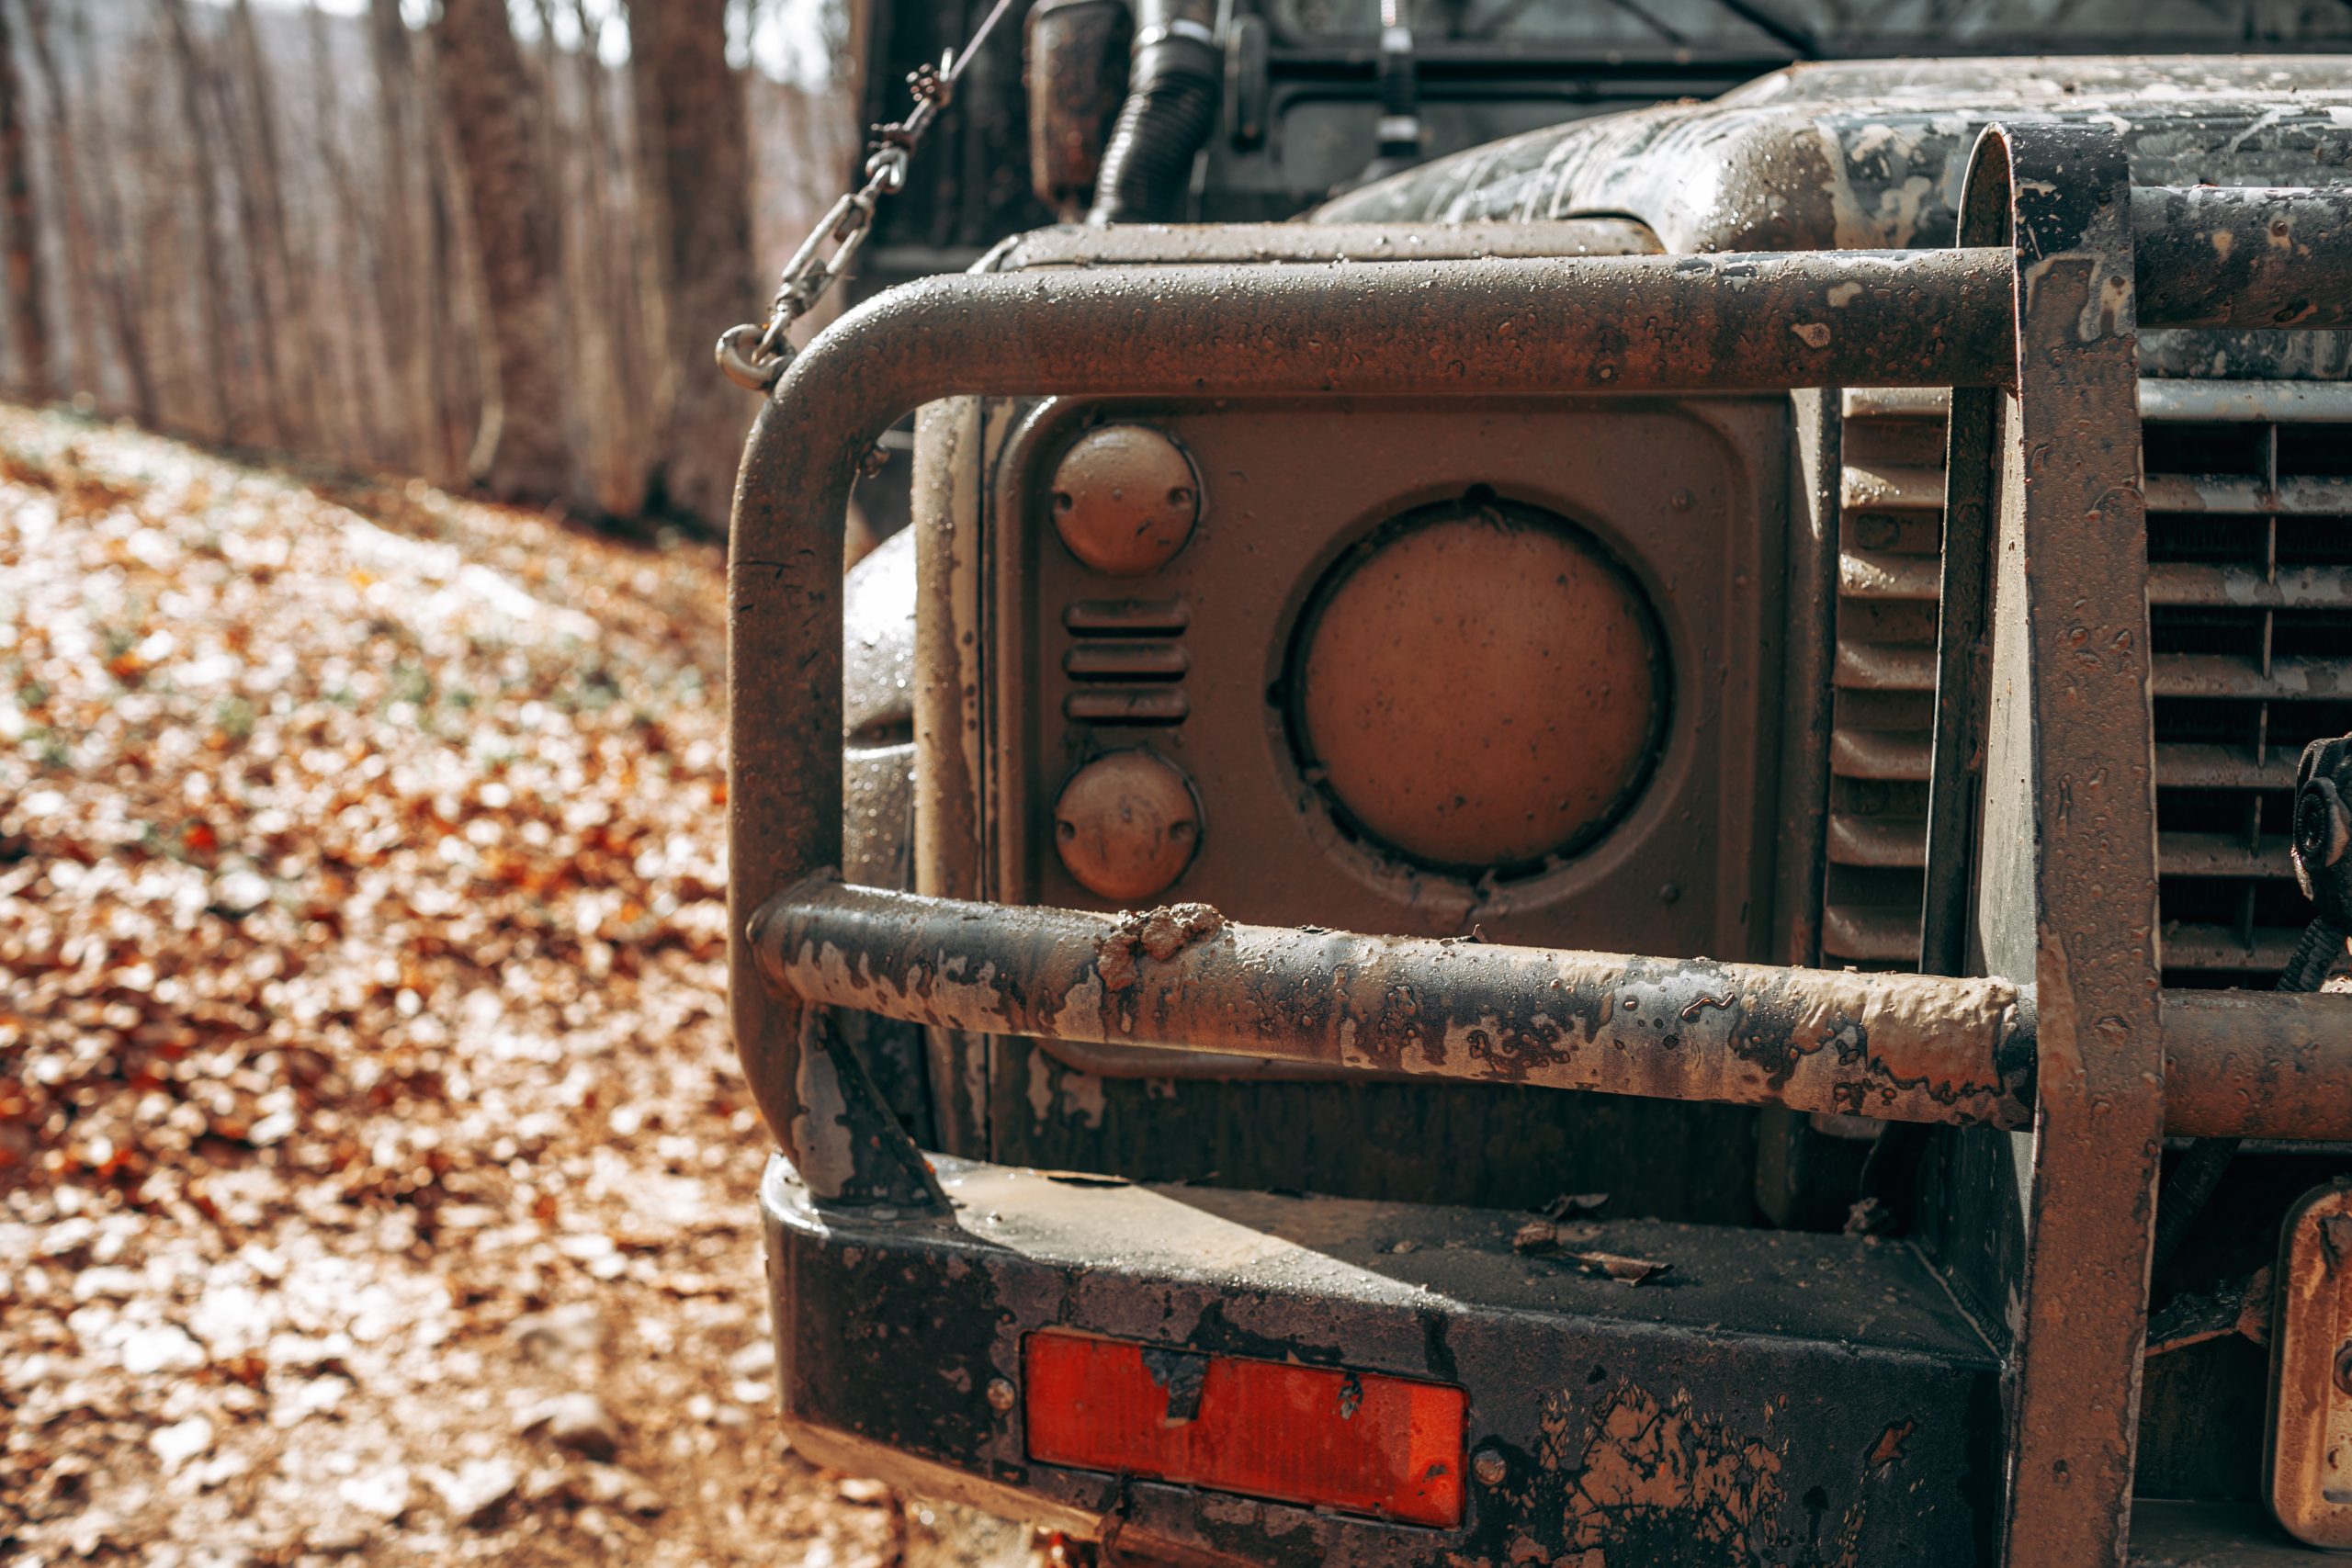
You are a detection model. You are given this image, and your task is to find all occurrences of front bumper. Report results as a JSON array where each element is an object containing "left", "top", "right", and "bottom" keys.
[{"left": 763, "top": 1152, "right": 1999, "bottom": 1564}]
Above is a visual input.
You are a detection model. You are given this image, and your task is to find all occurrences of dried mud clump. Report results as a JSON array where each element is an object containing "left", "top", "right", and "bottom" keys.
[{"left": 1094, "top": 903, "right": 1226, "bottom": 990}]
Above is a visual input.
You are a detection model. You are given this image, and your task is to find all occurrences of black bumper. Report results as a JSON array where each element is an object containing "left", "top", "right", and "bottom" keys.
[{"left": 763, "top": 1153, "right": 2001, "bottom": 1565}]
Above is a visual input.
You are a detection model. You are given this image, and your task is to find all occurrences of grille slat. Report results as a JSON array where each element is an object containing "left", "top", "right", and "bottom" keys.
[
  {"left": 1835, "top": 643, "right": 2352, "bottom": 698},
  {"left": 1840, "top": 463, "right": 1944, "bottom": 512},
  {"left": 1822, "top": 906, "right": 1920, "bottom": 963},
  {"left": 1064, "top": 641, "right": 1192, "bottom": 680},
  {"left": 1840, "top": 551, "right": 1940, "bottom": 601},
  {"left": 1821, "top": 384, "right": 2351, "bottom": 983},
  {"left": 1828, "top": 815, "right": 2293, "bottom": 878},
  {"left": 2153, "top": 654, "right": 2352, "bottom": 701},
  {"left": 1821, "top": 909, "right": 2309, "bottom": 972},
  {"left": 2143, "top": 475, "right": 2352, "bottom": 515},
  {"left": 1844, "top": 556, "right": 2352, "bottom": 609},
  {"left": 1826, "top": 813, "right": 1924, "bottom": 868},
  {"left": 1833, "top": 641, "right": 1935, "bottom": 691},
  {"left": 1833, "top": 732, "right": 2299, "bottom": 789},
  {"left": 1830, "top": 729, "right": 1931, "bottom": 780}
]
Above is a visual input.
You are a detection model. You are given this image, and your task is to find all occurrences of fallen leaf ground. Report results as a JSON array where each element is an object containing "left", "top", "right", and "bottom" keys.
[{"left": 0, "top": 407, "right": 1032, "bottom": 1567}]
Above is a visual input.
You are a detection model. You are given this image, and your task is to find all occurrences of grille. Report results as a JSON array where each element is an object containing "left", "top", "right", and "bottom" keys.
[{"left": 1824, "top": 382, "right": 2352, "bottom": 984}]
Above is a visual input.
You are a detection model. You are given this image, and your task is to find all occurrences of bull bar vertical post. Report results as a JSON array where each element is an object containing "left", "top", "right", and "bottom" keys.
[{"left": 1943, "top": 123, "right": 2164, "bottom": 1568}]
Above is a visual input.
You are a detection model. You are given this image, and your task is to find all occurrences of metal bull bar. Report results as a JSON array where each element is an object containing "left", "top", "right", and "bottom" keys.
[
  {"left": 729, "top": 173, "right": 2352, "bottom": 1194},
  {"left": 729, "top": 130, "right": 2352, "bottom": 1561},
  {"left": 734, "top": 243, "right": 2003, "bottom": 1195}
]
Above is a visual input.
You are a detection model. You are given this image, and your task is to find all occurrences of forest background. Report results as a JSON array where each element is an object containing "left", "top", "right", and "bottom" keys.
[{"left": 0, "top": 0, "right": 864, "bottom": 535}]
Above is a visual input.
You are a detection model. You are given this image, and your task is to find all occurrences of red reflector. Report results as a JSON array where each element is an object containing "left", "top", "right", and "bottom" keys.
[{"left": 1022, "top": 1330, "right": 1466, "bottom": 1528}]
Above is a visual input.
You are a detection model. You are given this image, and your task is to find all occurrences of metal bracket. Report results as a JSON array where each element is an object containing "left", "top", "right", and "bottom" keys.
[{"left": 2268, "top": 1179, "right": 2352, "bottom": 1548}]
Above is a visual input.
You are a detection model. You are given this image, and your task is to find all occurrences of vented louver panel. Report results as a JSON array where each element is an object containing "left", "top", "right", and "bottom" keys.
[
  {"left": 1824, "top": 384, "right": 2352, "bottom": 984},
  {"left": 1062, "top": 597, "right": 1192, "bottom": 726}
]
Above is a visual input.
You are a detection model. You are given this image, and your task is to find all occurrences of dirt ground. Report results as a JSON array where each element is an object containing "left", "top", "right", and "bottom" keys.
[{"left": 0, "top": 407, "right": 1037, "bottom": 1567}]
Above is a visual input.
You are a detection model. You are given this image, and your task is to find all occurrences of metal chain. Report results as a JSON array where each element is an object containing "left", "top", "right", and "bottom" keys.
[{"left": 718, "top": 0, "right": 1023, "bottom": 392}]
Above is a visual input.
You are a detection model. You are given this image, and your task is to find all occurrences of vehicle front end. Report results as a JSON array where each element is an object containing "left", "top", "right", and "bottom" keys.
[{"left": 734, "top": 59, "right": 2352, "bottom": 1564}]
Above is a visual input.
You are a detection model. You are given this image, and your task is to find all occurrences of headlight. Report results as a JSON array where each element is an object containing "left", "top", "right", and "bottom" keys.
[{"left": 1293, "top": 494, "right": 1666, "bottom": 872}]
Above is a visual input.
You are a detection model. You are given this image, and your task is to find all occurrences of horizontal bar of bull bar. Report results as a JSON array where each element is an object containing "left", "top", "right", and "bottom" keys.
[
  {"left": 752, "top": 880, "right": 2352, "bottom": 1141},
  {"left": 752, "top": 879, "right": 2038, "bottom": 1130},
  {"left": 2132, "top": 185, "right": 2352, "bottom": 330},
  {"left": 2156, "top": 988, "right": 2352, "bottom": 1141}
]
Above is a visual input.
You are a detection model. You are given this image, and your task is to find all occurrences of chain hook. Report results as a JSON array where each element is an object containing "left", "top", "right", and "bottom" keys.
[
  {"left": 716, "top": 323, "right": 787, "bottom": 393},
  {"left": 720, "top": 0, "right": 1027, "bottom": 393}
]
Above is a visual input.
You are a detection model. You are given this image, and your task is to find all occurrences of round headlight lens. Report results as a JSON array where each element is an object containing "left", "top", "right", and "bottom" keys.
[{"left": 1295, "top": 497, "right": 1666, "bottom": 872}]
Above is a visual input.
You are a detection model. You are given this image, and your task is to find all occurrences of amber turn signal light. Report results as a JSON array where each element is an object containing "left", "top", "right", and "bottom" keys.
[
  {"left": 1051, "top": 750, "right": 1201, "bottom": 901},
  {"left": 1022, "top": 1329, "right": 1467, "bottom": 1528}
]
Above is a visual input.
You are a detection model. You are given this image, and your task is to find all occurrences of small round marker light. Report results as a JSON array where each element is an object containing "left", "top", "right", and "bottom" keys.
[
  {"left": 1049, "top": 424, "right": 1200, "bottom": 576},
  {"left": 1053, "top": 750, "right": 1202, "bottom": 901}
]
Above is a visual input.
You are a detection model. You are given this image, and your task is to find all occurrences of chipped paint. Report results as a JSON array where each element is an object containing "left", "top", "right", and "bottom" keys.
[{"left": 1544, "top": 1382, "right": 1867, "bottom": 1565}]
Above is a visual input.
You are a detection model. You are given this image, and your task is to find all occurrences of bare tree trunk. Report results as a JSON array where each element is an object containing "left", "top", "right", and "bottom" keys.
[
  {"left": 525, "top": 0, "right": 590, "bottom": 470},
  {"left": 425, "top": 48, "right": 486, "bottom": 487},
  {"left": 629, "top": 0, "right": 755, "bottom": 530},
  {"left": 0, "top": 0, "right": 50, "bottom": 398},
  {"left": 553, "top": 0, "right": 639, "bottom": 516},
  {"left": 619, "top": 28, "right": 672, "bottom": 503},
  {"left": 307, "top": 0, "right": 378, "bottom": 467},
  {"left": 207, "top": 15, "right": 287, "bottom": 447},
  {"left": 434, "top": 0, "right": 572, "bottom": 504},
  {"left": 368, "top": 0, "right": 436, "bottom": 475},
  {"left": 21, "top": 0, "right": 93, "bottom": 401},
  {"left": 229, "top": 0, "right": 318, "bottom": 451},
  {"left": 544, "top": 4, "right": 646, "bottom": 513},
  {"left": 157, "top": 0, "right": 239, "bottom": 441},
  {"left": 90, "top": 10, "right": 161, "bottom": 428}
]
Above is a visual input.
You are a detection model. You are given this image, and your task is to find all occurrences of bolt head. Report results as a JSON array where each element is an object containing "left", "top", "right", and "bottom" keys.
[
  {"left": 1473, "top": 1449, "right": 1508, "bottom": 1487},
  {"left": 987, "top": 1377, "right": 1018, "bottom": 1413}
]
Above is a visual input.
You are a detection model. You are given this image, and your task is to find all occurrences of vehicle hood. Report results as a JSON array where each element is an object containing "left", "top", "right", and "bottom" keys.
[{"left": 1317, "top": 55, "right": 2352, "bottom": 254}]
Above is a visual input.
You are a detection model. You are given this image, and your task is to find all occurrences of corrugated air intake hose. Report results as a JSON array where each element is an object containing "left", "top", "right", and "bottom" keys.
[{"left": 1086, "top": 0, "right": 1219, "bottom": 224}]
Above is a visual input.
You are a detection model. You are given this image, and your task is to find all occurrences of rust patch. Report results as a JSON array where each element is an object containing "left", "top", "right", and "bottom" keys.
[
  {"left": 2322, "top": 1213, "right": 2352, "bottom": 1274},
  {"left": 1866, "top": 1419, "right": 1914, "bottom": 1470},
  {"left": 1138, "top": 1345, "right": 1207, "bottom": 1424}
]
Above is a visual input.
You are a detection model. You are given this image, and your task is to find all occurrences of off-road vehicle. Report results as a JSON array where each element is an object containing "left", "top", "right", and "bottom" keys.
[{"left": 728, "top": 43, "right": 2352, "bottom": 1568}]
